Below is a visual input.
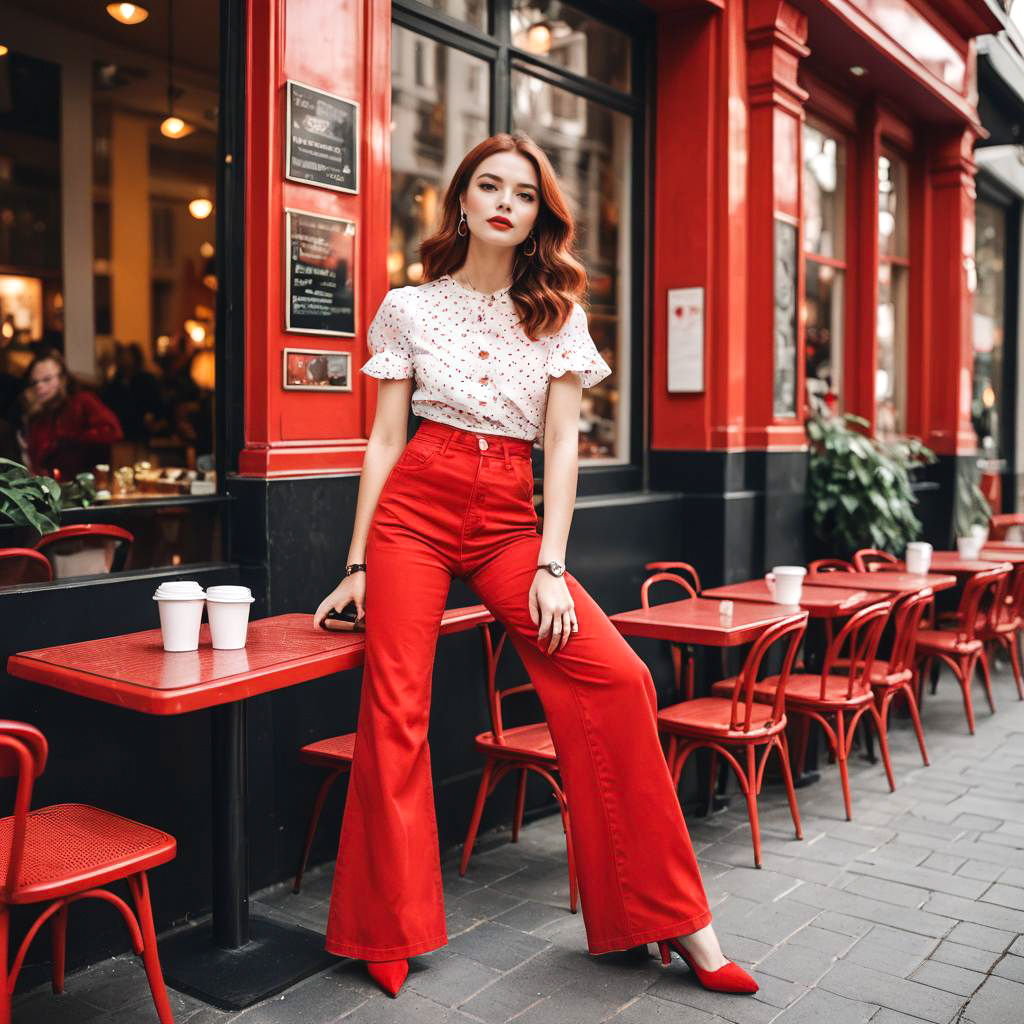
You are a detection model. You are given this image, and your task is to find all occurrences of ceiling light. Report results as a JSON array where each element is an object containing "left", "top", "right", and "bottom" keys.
[
  {"left": 0, "top": 45, "right": 8, "bottom": 58},
  {"left": 160, "top": 0, "right": 192, "bottom": 140},
  {"left": 199, "top": 241, "right": 214, "bottom": 258},
  {"left": 188, "top": 197, "right": 213, "bottom": 219},
  {"left": 849, "top": 66, "right": 868, "bottom": 77},
  {"left": 160, "top": 115, "right": 193, "bottom": 139},
  {"left": 107, "top": 3, "right": 149, "bottom": 24},
  {"left": 525, "top": 23, "right": 552, "bottom": 55}
]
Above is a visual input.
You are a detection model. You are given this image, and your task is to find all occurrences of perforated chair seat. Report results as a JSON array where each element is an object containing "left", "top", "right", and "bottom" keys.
[
  {"left": 0, "top": 803, "right": 176, "bottom": 903},
  {"left": 475, "top": 722, "right": 557, "bottom": 762},
  {"left": 298, "top": 733, "right": 356, "bottom": 768},
  {"left": 657, "top": 697, "right": 782, "bottom": 739},
  {"left": 710, "top": 673, "right": 874, "bottom": 708},
  {"left": 916, "top": 630, "right": 983, "bottom": 655}
]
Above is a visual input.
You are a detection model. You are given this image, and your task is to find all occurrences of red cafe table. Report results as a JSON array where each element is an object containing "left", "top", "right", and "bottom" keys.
[
  {"left": 806, "top": 569, "right": 958, "bottom": 594},
  {"left": 610, "top": 596, "right": 796, "bottom": 646},
  {"left": 701, "top": 579, "right": 878, "bottom": 618},
  {"left": 7, "top": 607, "right": 492, "bottom": 1010},
  {"left": 924, "top": 552, "right": 1010, "bottom": 575}
]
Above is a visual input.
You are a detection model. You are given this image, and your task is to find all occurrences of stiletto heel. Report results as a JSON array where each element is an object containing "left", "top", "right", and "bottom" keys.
[
  {"left": 656, "top": 937, "right": 758, "bottom": 994},
  {"left": 366, "top": 958, "right": 409, "bottom": 997}
]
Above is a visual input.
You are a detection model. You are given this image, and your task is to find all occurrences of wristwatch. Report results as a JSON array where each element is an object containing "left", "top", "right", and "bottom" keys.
[
  {"left": 345, "top": 562, "right": 367, "bottom": 576},
  {"left": 538, "top": 560, "right": 565, "bottom": 578}
]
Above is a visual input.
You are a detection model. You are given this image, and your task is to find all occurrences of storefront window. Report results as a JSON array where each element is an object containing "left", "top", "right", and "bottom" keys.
[
  {"left": 390, "top": 1, "right": 638, "bottom": 464},
  {"left": 803, "top": 120, "right": 847, "bottom": 413},
  {"left": 973, "top": 198, "right": 1006, "bottom": 456},
  {"left": 420, "top": 0, "right": 488, "bottom": 30},
  {"left": 0, "top": 4, "right": 223, "bottom": 587},
  {"left": 876, "top": 150, "right": 909, "bottom": 439}
]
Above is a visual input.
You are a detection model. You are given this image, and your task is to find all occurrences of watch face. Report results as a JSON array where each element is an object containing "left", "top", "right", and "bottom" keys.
[{"left": 549, "top": 561, "right": 564, "bottom": 576}]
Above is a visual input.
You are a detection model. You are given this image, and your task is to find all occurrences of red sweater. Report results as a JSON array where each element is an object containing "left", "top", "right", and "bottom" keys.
[{"left": 27, "top": 391, "right": 123, "bottom": 480}]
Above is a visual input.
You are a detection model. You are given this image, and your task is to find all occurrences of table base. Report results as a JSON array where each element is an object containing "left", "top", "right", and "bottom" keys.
[{"left": 161, "top": 913, "right": 335, "bottom": 1010}]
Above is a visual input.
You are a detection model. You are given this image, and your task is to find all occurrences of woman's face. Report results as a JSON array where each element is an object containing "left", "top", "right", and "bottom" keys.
[
  {"left": 29, "top": 359, "right": 63, "bottom": 405},
  {"left": 460, "top": 150, "right": 540, "bottom": 250}
]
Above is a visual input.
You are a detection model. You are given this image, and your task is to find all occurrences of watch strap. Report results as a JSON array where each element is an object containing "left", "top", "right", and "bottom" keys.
[{"left": 345, "top": 562, "right": 367, "bottom": 576}]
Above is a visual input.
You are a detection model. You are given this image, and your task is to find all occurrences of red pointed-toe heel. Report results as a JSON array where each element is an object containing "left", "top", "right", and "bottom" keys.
[
  {"left": 656, "top": 937, "right": 759, "bottom": 994},
  {"left": 366, "top": 958, "right": 409, "bottom": 997}
]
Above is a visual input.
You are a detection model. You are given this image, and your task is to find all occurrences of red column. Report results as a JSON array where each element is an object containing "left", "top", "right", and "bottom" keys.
[
  {"left": 743, "top": 0, "right": 809, "bottom": 449},
  {"left": 238, "top": 0, "right": 391, "bottom": 478}
]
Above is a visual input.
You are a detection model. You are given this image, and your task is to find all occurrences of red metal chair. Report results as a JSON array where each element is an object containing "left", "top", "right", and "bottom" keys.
[
  {"left": 292, "top": 733, "right": 355, "bottom": 894},
  {"left": 808, "top": 558, "right": 853, "bottom": 574},
  {"left": 35, "top": 524, "right": 134, "bottom": 578},
  {"left": 0, "top": 721, "right": 176, "bottom": 1024},
  {"left": 460, "top": 624, "right": 578, "bottom": 912},
  {"left": 661, "top": 613, "right": 808, "bottom": 867},
  {"left": 976, "top": 564, "right": 1024, "bottom": 702},
  {"left": 0, "top": 549, "right": 52, "bottom": 587},
  {"left": 644, "top": 561, "right": 702, "bottom": 593},
  {"left": 916, "top": 565, "right": 1014, "bottom": 733},
  {"left": 714, "top": 601, "right": 894, "bottom": 820},
  {"left": 642, "top": 572, "right": 699, "bottom": 701},
  {"left": 852, "top": 548, "right": 899, "bottom": 572},
  {"left": 989, "top": 513, "right": 1024, "bottom": 542}
]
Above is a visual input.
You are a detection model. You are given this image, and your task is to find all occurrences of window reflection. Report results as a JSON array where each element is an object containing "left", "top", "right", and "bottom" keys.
[
  {"left": 390, "top": 26, "right": 491, "bottom": 287},
  {"left": 876, "top": 151, "right": 909, "bottom": 439},
  {"left": 803, "top": 121, "right": 846, "bottom": 412},
  {"left": 419, "top": 0, "right": 487, "bottom": 30},
  {"left": 511, "top": 71, "right": 628, "bottom": 460},
  {"left": 973, "top": 199, "right": 1005, "bottom": 457}
]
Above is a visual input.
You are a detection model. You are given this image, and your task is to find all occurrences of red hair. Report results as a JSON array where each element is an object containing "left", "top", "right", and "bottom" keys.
[{"left": 420, "top": 132, "right": 586, "bottom": 340}]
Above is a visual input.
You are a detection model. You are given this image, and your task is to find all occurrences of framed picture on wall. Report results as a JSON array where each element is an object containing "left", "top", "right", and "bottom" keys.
[
  {"left": 285, "top": 209, "right": 356, "bottom": 336},
  {"left": 282, "top": 348, "right": 352, "bottom": 391},
  {"left": 285, "top": 80, "right": 359, "bottom": 193}
]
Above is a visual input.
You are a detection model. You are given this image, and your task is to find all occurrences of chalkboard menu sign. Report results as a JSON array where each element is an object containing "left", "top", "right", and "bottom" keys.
[
  {"left": 285, "top": 80, "right": 358, "bottom": 194},
  {"left": 285, "top": 209, "right": 356, "bottom": 336}
]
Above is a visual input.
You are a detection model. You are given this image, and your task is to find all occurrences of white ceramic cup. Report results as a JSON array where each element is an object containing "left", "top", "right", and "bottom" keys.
[
  {"left": 206, "top": 585, "right": 255, "bottom": 650},
  {"left": 957, "top": 536, "right": 983, "bottom": 559},
  {"left": 969, "top": 523, "right": 989, "bottom": 545},
  {"left": 153, "top": 581, "right": 206, "bottom": 652},
  {"left": 905, "top": 541, "right": 933, "bottom": 575},
  {"left": 765, "top": 566, "right": 806, "bottom": 605}
]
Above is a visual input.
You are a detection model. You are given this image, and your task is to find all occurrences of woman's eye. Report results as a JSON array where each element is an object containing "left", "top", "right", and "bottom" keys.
[
  {"left": 479, "top": 183, "right": 496, "bottom": 191},
  {"left": 519, "top": 193, "right": 535, "bottom": 202}
]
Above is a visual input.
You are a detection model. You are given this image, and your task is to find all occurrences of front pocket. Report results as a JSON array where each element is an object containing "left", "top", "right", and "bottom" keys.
[
  {"left": 393, "top": 442, "right": 441, "bottom": 472},
  {"left": 516, "top": 459, "right": 536, "bottom": 501}
]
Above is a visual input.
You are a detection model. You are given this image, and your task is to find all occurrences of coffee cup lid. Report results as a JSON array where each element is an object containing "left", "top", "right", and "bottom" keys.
[
  {"left": 206, "top": 585, "right": 254, "bottom": 603},
  {"left": 154, "top": 580, "right": 206, "bottom": 600}
]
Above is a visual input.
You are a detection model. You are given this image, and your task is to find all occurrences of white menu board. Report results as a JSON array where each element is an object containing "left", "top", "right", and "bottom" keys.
[{"left": 667, "top": 287, "right": 704, "bottom": 393}]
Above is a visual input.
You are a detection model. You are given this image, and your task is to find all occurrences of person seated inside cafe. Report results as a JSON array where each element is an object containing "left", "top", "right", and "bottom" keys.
[{"left": 19, "top": 349, "right": 124, "bottom": 481}]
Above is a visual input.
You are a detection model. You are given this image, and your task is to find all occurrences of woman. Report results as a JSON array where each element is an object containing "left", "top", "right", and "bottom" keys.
[
  {"left": 21, "top": 350, "right": 123, "bottom": 480},
  {"left": 313, "top": 132, "right": 757, "bottom": 1000}
]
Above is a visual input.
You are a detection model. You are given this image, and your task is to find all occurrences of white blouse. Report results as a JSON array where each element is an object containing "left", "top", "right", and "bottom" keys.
[{"left": 359, "top": 274, "right": 612, "bottom": 446}]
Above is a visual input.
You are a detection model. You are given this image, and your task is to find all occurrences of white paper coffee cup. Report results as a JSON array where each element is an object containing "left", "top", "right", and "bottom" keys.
[
  {"left": 905, "top": 542, "right": 933, "bottom": 575},
  {"left": 206, "top": 587, "right": 255, "bottom": 649},
  {"left": 957, "top": 536, "right": 983, "bottom": 559},
  {"left": 153, "top": 583, "right": 206, "bottom": 652},
  {"left": 765, "top": 566, "right": 806, "bottom": 605}
]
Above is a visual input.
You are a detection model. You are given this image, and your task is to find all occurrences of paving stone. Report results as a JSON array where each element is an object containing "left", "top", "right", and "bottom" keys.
[
  {"left": 709, "top": 894, "right": 819, "bottom": 946},
  {"left": 770, "top": 855, "right": 848, "bottom": 885},
  {"left": 923, "top": 892, "right": 1024, "bottom": 934},
  {"left": 757, "top": 942, "right": 837, "bottom": 985},
  {"left": 454, "top": 951, "right": 576, "bottom": 1023},
  {"left": 868, "top": 1011, "right": 941, "bottom": 1024},
  {"left": 510, "top": 971, "right": 651, "bottom": 1024},
  {"left": 929, "top": 940, "right": 1001, "bottom": 973},
  {"left": 713, "top": 930, "right": 775, "bottom": 967},
  {"left": 785, "top": 882, "right": 955, "bottom": 938},
  {"left": 846, "top": 858, "right": 988, "bottom": 900},
  {"left": 491, "top": 899, "right": 569, "bottom": 935},
  {"left": 750, "top": 972, "right": 806, "bottom": 1009},
  {"left": 810, "top": 911, "right": 874, "bottom": 939},
  {"left": 961, "top": 974, "right": 1024, "bottom": 1024},
  {"left": 445, "top": 921, "right": 550, "bottom": 972},
  {"left": 403, "top": 951, "right": 501, "bottom": 1006},
  {"left": 708, "top": 866, "right": 802, "bottom": 903},
  {"left": 909, "top": 959, "right": 986, "bottom": 996},
  {"left": 817, "top": 960, "right": 965, "bottom": 1023},
  {"left": 842, "top": 936, "right": 928, "bottom": 979},
  {"left": 647, "top": 972, "right": 779, "bottom": 1024},
  {"left": 229, "top": 970, "right": 369, "bottom": 1022},
  {"left": 957, "top": 859, "right": 1005, "bottom": 882},
  {"left": 981, "top": 883, "right": 1024, "bottom": 912},
  {"left": 786, "top": 924, "right": 858, "bottom": 957},
  {"left": 992, "top": 953, "right": 1024, "bottom": 984},
  {"left": 840, "top": 875, "right": 927, "bottom": 909},
  {"left": 333, "top": 989, "right": 457, "bottom": 1023},
  {"left": 605, "top": 992, "right": 720, "bottom": 1023},
  {"left": 446, "top": 886, "right": 525, "bottom": 920},
  {"left": 945, "top": 920, "right": 1017, "bottom": 953},
  {"left": 9, "top": 991, "right": 105, "bottom": 1024},
  {"left": 921, "top": 852, "right": 966, "bottom": 874},
  {"left": 770, "top": 986, "right": 877, "bottom": 1023}
]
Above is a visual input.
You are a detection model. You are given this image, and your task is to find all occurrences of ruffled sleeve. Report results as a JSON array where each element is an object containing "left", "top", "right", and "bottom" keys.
[
  {"left": 360, "top": 288, "right": 416, "bottom": 380},
  {"left": 544, "top": 302, "right": 612, "bottom": 388}
]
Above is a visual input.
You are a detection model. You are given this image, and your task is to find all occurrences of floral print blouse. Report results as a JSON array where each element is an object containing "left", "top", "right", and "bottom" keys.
[{"left": 360, "top": 274, "right": 612, "bottom": 446}]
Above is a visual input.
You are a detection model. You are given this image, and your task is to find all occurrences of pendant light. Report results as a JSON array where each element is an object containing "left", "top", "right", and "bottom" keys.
[
  {"left": 107, "top": 3, "right": 149, "bottom": 24},
  {"left": 159, "top": 0, "right": 193, "bottom": 139}
]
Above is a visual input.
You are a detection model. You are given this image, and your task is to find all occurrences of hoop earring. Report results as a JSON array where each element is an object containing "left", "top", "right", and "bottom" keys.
[
  {"left": 457, "top": 210, "right": 468, "bottom": 238},
  {"left": 522, "top": 232, "right": 537, "bottom": 257}
]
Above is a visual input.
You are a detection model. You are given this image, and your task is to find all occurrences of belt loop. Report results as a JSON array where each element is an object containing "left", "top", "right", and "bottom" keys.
[
  {"left": 440, "top": 427, "right": 455, "bottom": 457},
  {"left": 501, "top": 440, "right": 511, "bottom": 470}
]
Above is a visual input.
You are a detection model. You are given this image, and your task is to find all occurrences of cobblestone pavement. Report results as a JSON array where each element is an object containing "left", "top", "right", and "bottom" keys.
[{"left": 14, "top": 661, "right": 1024, "bottom": 1023}]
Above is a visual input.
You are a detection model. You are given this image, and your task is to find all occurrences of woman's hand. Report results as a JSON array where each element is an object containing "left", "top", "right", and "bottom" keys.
[
  {"left": 313, "top": 572, "right": 366, "bottom": 630},
  {"left": 529, "top": 571, "right": 578, "bottom": 654}
]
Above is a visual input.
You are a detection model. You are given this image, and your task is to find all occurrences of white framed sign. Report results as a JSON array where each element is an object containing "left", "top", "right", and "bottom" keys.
[
  {"left": 284, "top": 208, "right": 356, "bottom": 337},
  {"left": 667, "top": 287, "right": 704, "bottom": 393},
  {"left": 285, "top": 80, "right": 359, "bottom": 194}
]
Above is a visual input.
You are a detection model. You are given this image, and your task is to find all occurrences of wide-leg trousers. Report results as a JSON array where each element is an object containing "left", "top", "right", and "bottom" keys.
[{"left": 325, "top": 418, "right": 711, "bottom": 960}]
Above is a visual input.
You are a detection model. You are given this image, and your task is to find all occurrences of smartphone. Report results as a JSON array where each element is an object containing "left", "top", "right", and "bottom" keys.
[{"left": 321, "top": 601, "right": 366, "bottom": 632}]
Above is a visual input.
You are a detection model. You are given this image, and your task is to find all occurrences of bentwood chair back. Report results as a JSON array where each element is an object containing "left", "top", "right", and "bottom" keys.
[
  {"left": 35, "top": 524, "right": 134, "bottom": 578},
  {"left": 641, "top": 572, "right": 698, "bottom": 701},
  {"left": 460, "top": 624, "right": 578, "bottom": 911},
  {"left": 808, "top": 558, "right": 853, "bottom": 573},
  {"left": 644, "top": 560, "right": 702, "bottom": 593},
  {"left": 852, "top": 548, "right": 899, "bottom": 572},
  {"left": 0, "top": 548, "right": 52, "bottom": 587},
  {"left": 0, "top": 721, "right": 177, "bottom": 1024}
]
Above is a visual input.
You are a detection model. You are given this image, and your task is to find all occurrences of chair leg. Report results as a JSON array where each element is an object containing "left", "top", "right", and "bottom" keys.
[
  {"left": 795, "top": 715, "right": 811, "bottom": 778},
  {"left": 742, "top": 746, "right": 762, "bottom": 868},
  {"left": 559, "top": 802, "right": 578, "bottom": 914},
  {"left": 777, "top": 734, "right": 803, "bottom": 840},
  {"left": 869, "top": 704, "right": 896, "bottom": 792},
  {"left": 835, "top": 713, "right": 853, "bottom": 821},
  {"left": 512, "top": 768, "right": 527, "bottom": 842},
  {"left": 0, "top": 907, "right": 9, "bottom": 1024},
  {"left": 900, "top": 685, "right": 930, "bottom": 767},
  {"left": 50, "top": 903, "right": 68, "bottom": 994},
  {"left": 978, "top": 649, "right": 997, "bottom": 715},
  {"left": 1007, "top": 633, "right": 1024, "bottom": 700},
  {"left": 958, "top": 655, "right": 978, "bottom": 735},
  {"left": 705, "top": 749, "right": 719, "bottom": 817},
  {"left": 460, "top": 758, "right": 495, "bottom": 876},
  {"left": 127, "top": 873, "right": 174, "bottom": 1024},
  {"left": 294, "top": 767, "right": 345, "bottom": 894}
]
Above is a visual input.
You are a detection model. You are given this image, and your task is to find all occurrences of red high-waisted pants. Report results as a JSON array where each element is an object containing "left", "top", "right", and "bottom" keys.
[{"left": 325, "top": 419, "right": 711, "bottom": 959}]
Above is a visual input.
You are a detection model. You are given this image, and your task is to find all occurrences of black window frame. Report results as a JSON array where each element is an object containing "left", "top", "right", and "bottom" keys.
[{"left": 391, "top": 0, "right": 652, "bottom": 495}]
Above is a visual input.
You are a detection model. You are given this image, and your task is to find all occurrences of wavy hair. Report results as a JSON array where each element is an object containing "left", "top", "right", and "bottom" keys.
[{"left": 420, "top": 131, "right": 586, "bottom": 340}]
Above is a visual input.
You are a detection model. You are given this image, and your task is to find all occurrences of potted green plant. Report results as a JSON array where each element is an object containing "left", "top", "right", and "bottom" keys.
[
  {"left": 953, "top": 457, "right": 992, "bottom": 545},
  {"left": 0, "top": 460, "right": 99, "bottom": 541},
  {"left": 806, "top": 411, "right": 937, "bottom": 559}
]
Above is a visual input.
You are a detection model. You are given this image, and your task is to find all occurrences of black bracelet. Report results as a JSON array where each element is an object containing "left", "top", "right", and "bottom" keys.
[{"left": 345, "top": 563, "right": 367, "bottom": 576}]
